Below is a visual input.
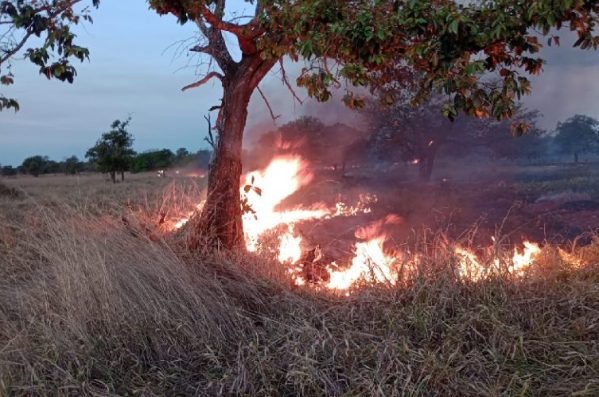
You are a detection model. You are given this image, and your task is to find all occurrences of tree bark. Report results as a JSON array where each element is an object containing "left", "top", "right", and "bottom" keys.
[
  {"left": 121, "top": 171, "right": 125, "bottom": 181},
  {"left": 418, "top": 147, "right": 438, "bottom": 182},
  {"left": 192, "top": 55, "right": 276, "bottom": 249},
  {"left": 110, "top": 172, "right": 116, "bottom": 183}
]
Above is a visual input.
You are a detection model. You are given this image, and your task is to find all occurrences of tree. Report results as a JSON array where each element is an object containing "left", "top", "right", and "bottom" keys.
[
  {"left": 131, "top": 149, "right": 175, "bottom": 173},
  {"left": 255, "top": 117, "right": 367, "bottom": 173},
  {"left": 365, "top": 93, "right": 546, "bottom": 181},
  {"left": 21, "top": 155, "right": 48, "bottom": 177},
  {"left": 0, "top": 0, "right": 100, "bottom": 112},
  {"left": 0, "top": 165, "right": 17, "bottom": 177},
  {"left": 175, "top": 147, "right": 190, "bottom": 160},
  {"left": 86, "top": 117, "right": 135, "bottom": 183},
  {"left": 149, "top": 0, "right": 599, "bottom": 249},
  {"left": 63, "top": 155, "right": 82, "bottom": 175},
  {"left": 554, "top": 115, "right": 599, "bottom": 163}
]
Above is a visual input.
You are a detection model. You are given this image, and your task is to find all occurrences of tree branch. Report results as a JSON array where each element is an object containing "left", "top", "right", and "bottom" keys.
[
  {"left": 280, "top": 59, "right": 304, "bottom": 104},
  {"left": 181, "top": 71, "right": 223, "bottom": 92},
  {"left": 200, "top": 5, "right": 263, "bottom": 39},
  {"left": 257, "top": 86, "right": 280, "bottom": 125},
  {"left": 193, "top": 18, "right": 235, "bottom": 74}
]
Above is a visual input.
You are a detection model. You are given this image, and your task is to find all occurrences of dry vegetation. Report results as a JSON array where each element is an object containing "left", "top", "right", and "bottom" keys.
[{"left": 1, "top": 174, "right": 599, "bottom": 396}]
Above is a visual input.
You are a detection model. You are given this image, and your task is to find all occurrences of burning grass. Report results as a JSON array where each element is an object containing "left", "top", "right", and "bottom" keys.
[{"left": 1, "top": 172, "right": 599, "bottom": 396}]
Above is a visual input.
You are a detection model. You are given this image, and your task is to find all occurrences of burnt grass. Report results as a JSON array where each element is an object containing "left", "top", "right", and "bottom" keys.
[{"left": 1, "top": 165, "right": 599, "bottom": 396}]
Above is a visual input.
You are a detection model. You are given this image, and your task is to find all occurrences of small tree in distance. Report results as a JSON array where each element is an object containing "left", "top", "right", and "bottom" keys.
[
  {"left": 554, "top": 115, "right": 599, "bottom": 163},
  {"left": 63, "top": 156, "right": 82, "bottom": 175},
  {"left": 86, "top": 117, "right": 135, "bottom": 183},
  {"left": 21, "top": 155, "right": 48, "bottom": 177}
]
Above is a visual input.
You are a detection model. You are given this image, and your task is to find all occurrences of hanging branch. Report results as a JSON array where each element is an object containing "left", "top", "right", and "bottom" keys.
[
  {"left": 257, "top": 86, "right": 280, "bottom": 125},
  {"left": 279, "top": 59, "right": 304, "bottom": 105}
]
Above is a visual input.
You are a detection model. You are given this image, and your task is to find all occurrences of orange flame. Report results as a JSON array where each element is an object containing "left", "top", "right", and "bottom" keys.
[{"left": 327, "top": 215, "right": 401, "bottom": 290}]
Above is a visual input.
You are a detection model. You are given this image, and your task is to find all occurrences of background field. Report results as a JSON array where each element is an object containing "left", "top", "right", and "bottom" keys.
[{"left": 1, "top": 163, "right": 599, "bottom": 396}]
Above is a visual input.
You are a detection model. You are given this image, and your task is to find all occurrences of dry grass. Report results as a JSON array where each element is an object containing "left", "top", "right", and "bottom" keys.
[{"left": 1, "top": 174, "right": 599, "bottom": 396}]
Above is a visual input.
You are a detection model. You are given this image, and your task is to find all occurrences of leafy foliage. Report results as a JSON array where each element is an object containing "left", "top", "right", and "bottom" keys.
[
  {"left": 149, "top": 0, "right": 599, "bottom": 124},
  {"left": 0, "top": 0, "right": 100, "bottom": 112},
  {"left": 131, "top": 149, "right": 175, "bottom": 173},
  {"left": 20, "top": 155, "right": 49, "bottom": 177},
  {"left": 553, "top": 114, "right": 599, "bottom": 162},
  {"left": 86, "top": 117, "right": 135, "bottom": 182}
]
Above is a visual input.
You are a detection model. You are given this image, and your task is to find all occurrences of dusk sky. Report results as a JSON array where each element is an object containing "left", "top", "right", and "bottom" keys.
[{"left": 1, "top": 0, "right": 599, "bottom": 166}]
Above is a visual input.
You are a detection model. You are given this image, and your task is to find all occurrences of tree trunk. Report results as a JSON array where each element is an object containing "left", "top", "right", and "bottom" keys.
[
  {"left": 574, "top": 152, "right": 579, "bottom": 163},
  {"left": 121, "top": 171, "right": 125, "bottom": 181},
  {"left": 418, "top": 148, "right": 437, "bottom": 182},
  {"left": 110, "top": 172, "right": 116, "bottom": 183},
  {"left": 192, "top": 79, "right": 253, "bottom": 249},
  {"left": 186, "top": 52, "right": 277, "bottom": 250}
]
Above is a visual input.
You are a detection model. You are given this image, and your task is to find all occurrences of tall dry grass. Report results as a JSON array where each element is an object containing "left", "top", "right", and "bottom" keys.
[{"left": 1, "top": 174, "right": 599, "bottom": 396}]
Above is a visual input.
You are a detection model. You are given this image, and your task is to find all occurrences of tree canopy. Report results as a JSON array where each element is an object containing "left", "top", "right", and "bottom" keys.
[
  {"left": 151, "top": 0, "right": 598, "bottom": 127},
  {"left": 0, "top": 0, "right": 99, "bottom": 112},
  {"left": 20, "top": 155, "right": 48, "bottom": 177},
  {"left": 86, "top": 117, "right": 135, "bottom": 183},
  {"left": 554, "top": 114, "right": 599, "bottom": 162}
]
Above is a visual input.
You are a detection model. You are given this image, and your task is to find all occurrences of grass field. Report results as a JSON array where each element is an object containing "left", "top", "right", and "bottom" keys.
[{"left": 1, "top": 168, "right": 599, "bottom": 396}]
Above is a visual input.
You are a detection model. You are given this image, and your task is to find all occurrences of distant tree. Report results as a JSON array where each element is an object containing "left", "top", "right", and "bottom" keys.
[
  {"left": 131, "top": 149, "right": 175, "bottom": 173},
  {"left": 256, "top": 117, "right": 366, "bottom": 174},
  {"left": 0, "top": 0, "right": 100, "bottom": 112},
  {"left": 63, "top": 155, "right": 82, "bottom": 175},
  {"left": 485, "top": 110, "right": 548, "bottom": 162},
  {"left": 21, "top": 155, "right": 48, "bottom": 177},
  {"left": 86, "top": 117, "right": 135, "bottom": 183},
  {"left": 176, "top": 148, "right": 190, "bottom": 160},
  {"left": 553, "top": 115, "right": 599, "bottom": 163},
  {"left": 0, "top": 165, "right": 17, "bottom": 177},
  {"left": 364, "top": 93, "right": 545, "bottom": 181}
]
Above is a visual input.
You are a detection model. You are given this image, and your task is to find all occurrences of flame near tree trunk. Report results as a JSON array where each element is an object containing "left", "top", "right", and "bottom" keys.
[{"left": 171, "top": 155, "right": 585, "bottom": 292}]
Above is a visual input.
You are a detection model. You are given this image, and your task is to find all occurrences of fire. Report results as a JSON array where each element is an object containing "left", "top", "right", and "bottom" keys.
[
  {"left": 454, "top": 247, "right": 486, "bottom": 281},
  {"left": 172, "top": 201, "right": 205, "bottom": 230},
  {"left": 167, "top": 154, "right": 590, "bottom": 292},
  {"left": 454, "top": 240, "right": 542, "bottom": 281},
  {"left": 278, "top": 226, "right": 303, "bottom": 264},
  {"left": 241, "top": 155, "right": 376, "bottom": 253},
  {"left": 242, "top": 156, "right": 328, "bottom": 252},
  {"left": 510, "top": 241, "right": 541, "bottom": 275},
  {"left": 327, "top": 215, "right": 400, "bottom": 290}
]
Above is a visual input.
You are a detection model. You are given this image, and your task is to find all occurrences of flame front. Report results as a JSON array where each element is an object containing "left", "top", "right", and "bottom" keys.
[
  {"left": 278, "top": 226, "right": 303, "bottom": 264},
  {"left": 327, "top": 215, "right": 400, "bottom": 290},
  {"left": 242, "top": 156, "right": 329, "bottom": 252},
  {"left": 169, "top": 155, "right": 588, "bottom": 292}
]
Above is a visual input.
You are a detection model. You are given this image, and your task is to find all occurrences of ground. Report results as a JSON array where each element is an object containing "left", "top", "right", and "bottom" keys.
[{"left": 1, "top": 162, "right": 599, "bottom": 396}]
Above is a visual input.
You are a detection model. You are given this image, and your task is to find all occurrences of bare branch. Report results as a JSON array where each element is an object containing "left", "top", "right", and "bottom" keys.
[
  {"left": 279, "top": 59, "right": 304, "bottom": 105},
  {"left": 204, "top": 114, "right": 217, "bottom": 150},
  {"left": 181, "top": 71, "right": 223, "bottom": 92},
  {"left": 257, "top": 86, "right": 280, "bottom": 125},
  {"left": 193, "top": 17, "right": 235, "bottom": 74}
]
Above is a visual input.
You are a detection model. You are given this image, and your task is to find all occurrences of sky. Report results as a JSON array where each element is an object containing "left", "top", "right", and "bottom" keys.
[{"left": 1, "top": 1, "right": 599, "bottom": 166}]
